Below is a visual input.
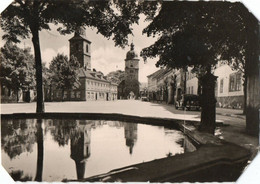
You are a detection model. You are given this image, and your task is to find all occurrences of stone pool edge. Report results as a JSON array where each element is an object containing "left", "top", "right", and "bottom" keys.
[
  {"left": 1, "top": 112, "right": 250, "bottom": 182},
  {"left": 1, "top": 112, "right": 224, "bottom": 128}
]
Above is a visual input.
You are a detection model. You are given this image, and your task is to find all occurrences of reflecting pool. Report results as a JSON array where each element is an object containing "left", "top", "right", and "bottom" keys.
[{"left": 1, "top": 119, "right": 184, "bottom": 182}]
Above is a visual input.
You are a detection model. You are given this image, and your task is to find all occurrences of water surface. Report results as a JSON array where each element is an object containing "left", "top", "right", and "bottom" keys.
[{"left": 1, "top": 119, "right": 184, "bottom": 182}]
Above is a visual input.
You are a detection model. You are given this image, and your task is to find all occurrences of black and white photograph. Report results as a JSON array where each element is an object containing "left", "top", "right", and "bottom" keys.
[{"left": 0, "top": 0, "right": 259, "bottom": 183}]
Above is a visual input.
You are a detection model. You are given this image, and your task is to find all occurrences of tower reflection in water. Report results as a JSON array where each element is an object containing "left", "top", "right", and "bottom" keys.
[
  {"left": 124, "top": 123, "right": 138, "bottom": 154},
  {"left": 70, "top": 120, "right": 92, "bottom": 180},
  {"left": 2, "top": 119, "right": 185, "bottom": 182}
]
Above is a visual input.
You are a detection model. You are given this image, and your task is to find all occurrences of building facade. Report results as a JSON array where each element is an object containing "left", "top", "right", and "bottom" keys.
[
  {"left": 1, "top": 86, "right": 36, "bottom": 103},
  {"left": 214, "top": 64, "right": 244, "bottom": 108},
  {"left": 46, "top": 29, "right": 117, "bottom": 102},
  {"left": 118, "top": 43, "right": 140, "bottom": 99},
  {"left": 147, "top": 64, "right": 244, "bottom": 109}
]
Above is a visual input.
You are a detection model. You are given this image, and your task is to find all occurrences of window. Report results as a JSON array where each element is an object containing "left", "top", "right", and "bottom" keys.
[
  {"left": 191, "top": 86, "right": 193, "bottom": 94},
  {"left": 220, "top": 79, "right": 224, "bottom": 93},
  {"left": 235, "top": 73, "right": 242, "bottom": 91},
  {"left": 86, "top": 44, "right": 89, "bottom": 53},
  {"left": 8, "top": 88, "right": 11, "bottom": 96},
  {"left": 229, "top": 72, "right": 242, "bottom": 92},
  {"left": 186, "top": 72, "right": 189, "bottom": 80},
  {"left": 1, "top": 86, "right": 5, "bottom": 96},
  {"left": 130, "top": 70, "right": 133, "bottom": 73},
  {"left": 229, "top": 74, "right": 235, "bottom": 92},
  {"left": 71, "top": 91, "right": 75, "bottom": 98},
  {"left": 76, "top": 91, "right": 81, "bottom": 98},
  {"left": 64, "top": 91, "right": 67, "bottom": 98},
  {"left": 215, "top": 81, "right": 218, "bottom": 95}
]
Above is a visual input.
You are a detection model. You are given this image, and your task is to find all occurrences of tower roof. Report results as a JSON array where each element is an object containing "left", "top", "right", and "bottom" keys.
[
  {"left": 69, "top": 27, "right": 91, "bottom": 43},
  {"left": 125, "top": 43, "right": 139, "bottom": 60}
]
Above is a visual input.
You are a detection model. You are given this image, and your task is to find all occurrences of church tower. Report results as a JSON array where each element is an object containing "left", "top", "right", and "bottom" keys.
[
  {"left": 124, "top": 43, "right": 140, "bottom": 99},
  {"left": 69, "top": 27, "right": 91, "bottom": 70}
]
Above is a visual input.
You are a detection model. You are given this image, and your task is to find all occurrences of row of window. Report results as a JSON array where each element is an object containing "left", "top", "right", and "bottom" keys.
[
  {"left": 86, "top": 92, "right": 117, "bottom": 100},
  {"left": 87, "top": 80, "right": 110, "bottom": 90},
  {"left": 218, "top": 72, "right": 242, "bottom": 93},
  {"left": 55, "top": 91, "right": 117, "bottom": 100},
  {"left": 55, "top": 91, "right": 81, "bottom": 99},
  {"left": 87, "top": 81, "right": 117, "bottom": 89},
  {"left": 87, "top": 92, "right": 105, "bottom": 100}
]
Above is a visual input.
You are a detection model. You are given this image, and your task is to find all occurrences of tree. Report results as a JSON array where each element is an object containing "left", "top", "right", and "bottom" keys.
[
  {"left": 0, "top": 42, "right": 35, "bottom": 102},
  {"left": 106, "top": 70, "right": 125, "bottom": 84},
  {"left": 1, "top": 119, "right": 37, "bottom": 160},
  {"left": 49, "top": 54, "right": 80, "bottom": 100},
  {"left": 163, "top": 78, "right": 168, "bottom": 103},
  {"left": 1, "top": 0, "right": 143, "bottom": 112},
  {"left": 140, "top": 1, "right": 259, "bottom": 135}
]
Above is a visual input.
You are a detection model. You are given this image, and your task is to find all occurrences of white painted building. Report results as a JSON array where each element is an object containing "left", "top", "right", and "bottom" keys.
[
  {"left": 214, "top": 64, "right": 243, "bottom": 108},
  {"left": 186, "top": 67, "right": 198, "bottom": 95},
  {"left": 185, "top": 64, "right": 244, "bottom": 108},
  {"left": 148, "top": 64, "right": 244, "bottom": 109}
]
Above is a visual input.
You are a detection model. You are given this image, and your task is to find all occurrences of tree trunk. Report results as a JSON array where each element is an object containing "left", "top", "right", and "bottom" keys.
[
  {"left": 244, "top": 16, "right": 259, "bottom": 137},
  {"left": 199, "top": 72, "right": 218, "bottom": 134},
  {"left": 35, "top": 119, "right": 44, "bottom": 181},
  {"left": 16, "top": 88, "right": 19, "bottom": 102},
  {"left": 62, "top": 89, "right": 64, "bottom": 102},
  {"left": 197, "top": 78, "right": 202, "bottom": 96},
  {"left": 242, "top": 76, "right": 247, "bottom": 115},
  {"left": 183, "top": 69, "right": 187, "bottom": 95},
  {"left": 31, "top": 29, "right": 44, "bottom": 113}
]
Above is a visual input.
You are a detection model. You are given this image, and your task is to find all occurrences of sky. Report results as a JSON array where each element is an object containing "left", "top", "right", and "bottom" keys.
[{"left": 0, "top": 12, "right": 159, "bottom": 83}]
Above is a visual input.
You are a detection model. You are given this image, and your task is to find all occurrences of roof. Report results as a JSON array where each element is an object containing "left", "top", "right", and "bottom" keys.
[
  {"left": 147, "top": 69, "right": 162, "bottom": 78},
  {"left": 147, "top": 68, "right": 173, "bottom": 79},
  {"left": 147, "top": 68, "right": 166, "bottom": 78},
  {"left": 69, "top": 35, "right": 91, "bottom": 43},
  {"left": 125, "top": 43, "right": 139, "bottom": 60},
  {"left": 78, "top": 68, "right": 118, "bottom": 86}
]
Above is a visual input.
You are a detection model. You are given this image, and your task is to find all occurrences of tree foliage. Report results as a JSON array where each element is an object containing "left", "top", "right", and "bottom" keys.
[
  {"left": 141, "top": 1, "right": 254, "bottom": 71},
  {"left": 1, "top": 0, "right": 148, "bottom": 112},
  {"left": 0, "top": 42, "right": 35, "bottom": 92},
  {"left": 106, "top": 70, "right": 125, "bottom": 84},
  {"left": 139, "top": 1, "right": 259, "bottom": 134},
  {"left": 1, "top": 119, "right": 37, "bottom": 160},
  {"left": 49, "top": 54, "right": 80, "bottom": 91}
]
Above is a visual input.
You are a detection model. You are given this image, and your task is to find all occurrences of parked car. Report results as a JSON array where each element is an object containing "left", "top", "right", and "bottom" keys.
[
  {"left": 141, "top": 96, "right": 149, "bottom": 101},
  {"left": 175, "top": 94, "right": 200, "bottom": 111}
]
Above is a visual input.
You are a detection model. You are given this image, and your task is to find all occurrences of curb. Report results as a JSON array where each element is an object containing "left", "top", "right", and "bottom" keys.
[{"left": 216, "top": 113, "right": 245, "bottom": 120}]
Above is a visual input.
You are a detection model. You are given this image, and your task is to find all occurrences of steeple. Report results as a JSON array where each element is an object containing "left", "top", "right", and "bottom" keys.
[
  {"left": 130, "top": 42, "right": 134, "bottom": 51},
  {"left": 69, "top": 27, "right": 91, "bottom": 70},
  {"left": 74, "top": 26, "right": 86, "bottom": 38},
  {"left": 125, "top": 42, "right": 139, "bottom": 61}
]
